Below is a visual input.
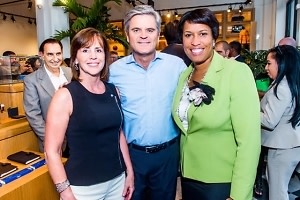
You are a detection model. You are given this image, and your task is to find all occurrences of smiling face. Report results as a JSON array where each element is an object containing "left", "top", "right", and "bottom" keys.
[
  {"left": 265, "top": 52, "right": 278, "bottom": 80},
  {"left": 41, "top": 43, "right": 63, "bottom": 72},
  {"left": 126, "top": 14, "right": 159, "bottom": 58},
  {"left": 76, "top": 36, "right": 105, "bottom": 77},
  {"left": 182, "top": 22, "right": 214, "bottom": 67}
]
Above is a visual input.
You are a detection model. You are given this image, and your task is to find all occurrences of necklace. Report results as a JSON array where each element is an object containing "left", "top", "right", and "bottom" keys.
[{"left": 187, "top": 68, "right": 195, "bottom": 86}]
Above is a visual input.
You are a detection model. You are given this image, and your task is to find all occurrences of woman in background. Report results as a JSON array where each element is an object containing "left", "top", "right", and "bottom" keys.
[
  {"left": 45, "top": 27, "right": 134, "bottom": 200},
  {"left": 261, "top": 45, "right": 300, "bottom": 200},
  {"left": 172, "top": 8, "right": 261, "bottom": 200},
  {"left": 27, "top": 56, "right": 42, "bottom": 71}
]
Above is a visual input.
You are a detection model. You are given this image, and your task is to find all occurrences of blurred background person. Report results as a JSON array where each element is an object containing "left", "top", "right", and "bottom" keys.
[
  {"left": 161, "top": 20, "right": 191, "bottom": 66},
  {"left": 229, "top": 41, "right": 246, "bottom": 63},
  {"left": 21, "top": 56, "right": 42, "bottom": 75},
  {"left": 173, "top": 8, "right": 260, "bottom": 200},
  {"left": 2, "top": 50, "right": 20, "bottom": 79},
  {"left": 215, "top": 40, "right": 230, "bottom": 58},
  {"left": 63, "top": 58, "right": 71, "bottom": 67},
  {"left": 278, "top": 37, "right": 297, "bottom": 47},
  {"left": 109, "top": 51, "right": 119, "bottom": 64},
  {"left": 45, "top": 27, "right": 134, "bottom": 200}
]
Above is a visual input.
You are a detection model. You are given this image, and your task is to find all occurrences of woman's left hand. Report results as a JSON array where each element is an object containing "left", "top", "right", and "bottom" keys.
[
  {"left": 122, "top": 171, "right": 134, "bottom": 200},
  {"left": 226, "top": 198, "right": 233, "bottom": 200}
]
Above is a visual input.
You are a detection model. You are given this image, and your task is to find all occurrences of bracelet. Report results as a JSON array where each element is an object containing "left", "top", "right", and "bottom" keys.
[{"left": 55, "top": 179, "right": 70, "bottom": 193}]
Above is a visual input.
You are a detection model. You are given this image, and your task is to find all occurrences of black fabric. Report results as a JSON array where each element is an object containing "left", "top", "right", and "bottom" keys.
[
  {"left": 65, "top": 81, "right": 124, "bottom": 186},
  {"left": 130, "top": 139, "right": 179, "bottom": 200},
  {"left": 161, "top": 44, "right": 191, "bottom": 66},
  {"left": 181, "top": 177, "right": 231, "bottom": 200}
]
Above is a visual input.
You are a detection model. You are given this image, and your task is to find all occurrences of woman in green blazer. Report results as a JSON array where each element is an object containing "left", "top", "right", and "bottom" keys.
[{"left": 172, "top": 8, "right": 261, "bottom": 200}]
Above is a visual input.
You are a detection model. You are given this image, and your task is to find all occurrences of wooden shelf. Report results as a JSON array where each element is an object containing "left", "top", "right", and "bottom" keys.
[{"left": 214, "top": 8, "right": 255, "bottom": 50}]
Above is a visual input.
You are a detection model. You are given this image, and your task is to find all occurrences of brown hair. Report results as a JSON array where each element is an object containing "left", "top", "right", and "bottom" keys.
[{"left": 70, "top": 28, "right": 110, "bottom": 81}]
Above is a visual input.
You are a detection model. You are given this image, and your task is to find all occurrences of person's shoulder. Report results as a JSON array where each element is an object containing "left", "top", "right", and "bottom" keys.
[
  {"left": 110, "top": 55, "right": 129, "bottom": 68},
  {"left": 23, "top": 67, "right": 42, "bottom": 82},
  {"left": 158, "top": 52, "right": 186, "bottom": 65}
]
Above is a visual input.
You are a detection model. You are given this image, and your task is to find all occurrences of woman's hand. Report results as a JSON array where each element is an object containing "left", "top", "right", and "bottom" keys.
[
  {"left": 122, "top": 171, "right": 134, "bottom": 200},
  {"left": 60, "top": 187, "right": 76, "bottom": 200},
  {"left": 226, "top": 198, "right": 233, "bottom": 200}
]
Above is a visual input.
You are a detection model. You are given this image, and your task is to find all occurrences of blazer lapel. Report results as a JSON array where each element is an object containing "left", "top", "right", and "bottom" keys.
[
  {"left": 38, "top": 67, "right": 55, "bottom": 97},
  {"left": 187, "top": 52, "right": 224, "bottom": 123},
  {"left": 173, "top": 66, "right": 193, "bottom": 135}
]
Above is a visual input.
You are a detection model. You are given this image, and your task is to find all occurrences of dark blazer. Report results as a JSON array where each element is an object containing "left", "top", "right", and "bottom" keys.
[
  {"left": 23, "top": 66, "right": 72, "bottom": 151},
  {"left": 161, "top": 43, "right": 191, "bottom": 66},
  {"left": 235, "top": 55, "right": 246, "bottom": 63}
]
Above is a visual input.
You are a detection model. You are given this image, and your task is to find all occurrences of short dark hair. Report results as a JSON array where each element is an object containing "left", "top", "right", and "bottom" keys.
[
  {"left": 229, "top": 41, "right": 242, "bottom": 54},
  {"left": 164, "top": 21, "right": 180, "bottom": 44},
  {"left": 2, "top": 50, "right": 16, "bottom": 56},
  {"left": 39, "top": 38, "right": 63, "bottom": 53},
  {"left": 178, "top": 8, "right": 219, "bottom": 42}
]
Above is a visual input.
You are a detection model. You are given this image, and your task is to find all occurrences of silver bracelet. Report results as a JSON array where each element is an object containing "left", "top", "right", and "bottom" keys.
[{"left": 55, "top": 179, "right": 70, "bottom": 193}]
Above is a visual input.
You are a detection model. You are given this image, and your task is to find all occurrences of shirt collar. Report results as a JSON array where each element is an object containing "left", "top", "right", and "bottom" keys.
[
  {"left": 125, "top": 51, "right": 163, "bottom": 65},
  {"left": 44, "top": 65, "right": 64, "bottom": 78}
]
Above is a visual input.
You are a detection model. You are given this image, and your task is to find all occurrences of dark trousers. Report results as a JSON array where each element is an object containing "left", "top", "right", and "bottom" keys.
[
  {"left": 129, "top": 139, "right": 179, "bottom": 200},
  {"left": 181, "top": 177, "right": 231, "bottom": 200}
]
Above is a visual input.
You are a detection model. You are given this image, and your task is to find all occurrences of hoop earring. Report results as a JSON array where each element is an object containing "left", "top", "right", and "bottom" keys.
[{"left": 74, "top": 63, "right": 79, "bottom": 70}]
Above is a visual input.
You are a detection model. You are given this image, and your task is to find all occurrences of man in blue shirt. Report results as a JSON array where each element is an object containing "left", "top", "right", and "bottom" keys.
[{"left": 109, "top": 5, "right": 186, "bottom": 200}]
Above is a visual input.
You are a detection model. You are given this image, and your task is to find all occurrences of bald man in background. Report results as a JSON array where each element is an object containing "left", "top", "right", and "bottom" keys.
[
  {"left": 278, "top": 37, "right": 297, "bottom": 47},
  {"left": 215, "top": 41, "right": 231, "bottom": 58}
]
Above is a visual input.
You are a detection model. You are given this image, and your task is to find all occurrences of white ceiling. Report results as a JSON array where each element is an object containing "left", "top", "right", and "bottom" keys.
[{"left": 0, "top": 0, "right": 248, "bottom": 22}]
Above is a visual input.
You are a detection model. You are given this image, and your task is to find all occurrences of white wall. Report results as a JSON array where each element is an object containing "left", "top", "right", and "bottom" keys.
[{"left": 0, "top": 18, "right": 38, "bottom": 56}]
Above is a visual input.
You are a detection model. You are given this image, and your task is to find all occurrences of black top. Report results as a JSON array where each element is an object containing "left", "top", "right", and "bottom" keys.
[{"left": 65, "top": 81, "right": 125, "bottom": 186}]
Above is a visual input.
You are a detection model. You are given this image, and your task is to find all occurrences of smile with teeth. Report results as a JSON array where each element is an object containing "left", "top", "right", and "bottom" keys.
[{"left": 191, "top": 48, "right": 203, "bottom": 55}]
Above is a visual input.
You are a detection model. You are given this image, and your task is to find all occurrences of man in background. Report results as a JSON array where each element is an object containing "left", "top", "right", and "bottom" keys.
[
  {"left": 109, "top": 51, "right": 119, "bottom": 63},
  {"left": 23, "top": 38, "right": 72, "bottom": 152},
  {"left": 278, "top": 37, "right": 297, "bottom": 47},
  {"left": 215, "top": 40, "right": 230, "bottom": 58},
  {"left": 161, "top": 20, "right": 191, "bottom": 66},
  {"left": 229, "top": 41, "right": 245, "bottom": 63}
]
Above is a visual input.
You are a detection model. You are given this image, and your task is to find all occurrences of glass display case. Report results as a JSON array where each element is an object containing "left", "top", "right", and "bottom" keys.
[{"left": 0, "top": 56, "right": 25, "bottom": 84}]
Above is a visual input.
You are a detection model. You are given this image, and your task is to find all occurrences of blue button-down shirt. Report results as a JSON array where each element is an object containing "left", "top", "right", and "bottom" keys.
[{"left": 109, "top": 52, "right": 186, "bottom": 146}]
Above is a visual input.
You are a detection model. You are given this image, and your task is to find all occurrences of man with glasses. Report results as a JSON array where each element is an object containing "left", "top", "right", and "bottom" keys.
[{"left": 23, "top": 38, "right": 72, "bottom": 152}]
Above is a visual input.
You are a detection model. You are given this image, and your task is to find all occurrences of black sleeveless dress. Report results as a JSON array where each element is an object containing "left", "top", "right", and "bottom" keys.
[{"left": 64, "top": 81, "right": 125, "bottom": 186}]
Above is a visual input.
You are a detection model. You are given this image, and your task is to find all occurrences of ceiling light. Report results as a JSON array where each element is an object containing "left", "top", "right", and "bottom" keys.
[
  {"left": 227, "top": 5, "right": 232, "bottom": 13},
  {"left": 239, "top": 5, "right": 244, "bottom": 13},
  {"left": 174, "top": 10, "right": 178, "bottom": 17},
  {"left": 28, "top": 1, "right": 33, "bottom": 10},
  {"left": 11, "top": 15, "right": 16, "bottom": 23},
  {"left": 245, "top": 0, "right": 252, "bottom": 5}
]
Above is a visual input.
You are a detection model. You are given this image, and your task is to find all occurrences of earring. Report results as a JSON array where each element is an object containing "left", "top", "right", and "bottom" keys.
[
  {"left": 213, "top": 42, "right": 215, "bottom": 47},
  {"left": 74, "top": 63, "right": 79, "bottom": 70}
]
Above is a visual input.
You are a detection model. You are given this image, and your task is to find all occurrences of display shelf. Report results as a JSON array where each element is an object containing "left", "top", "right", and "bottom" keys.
[{"left": 215, "top": 8, "right": 255, "bottom": 50}]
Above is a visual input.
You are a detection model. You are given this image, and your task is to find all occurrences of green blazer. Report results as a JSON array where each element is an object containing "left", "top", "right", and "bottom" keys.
[{"left": 172, "top": 52, "right": 261, "bottom": 200}]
